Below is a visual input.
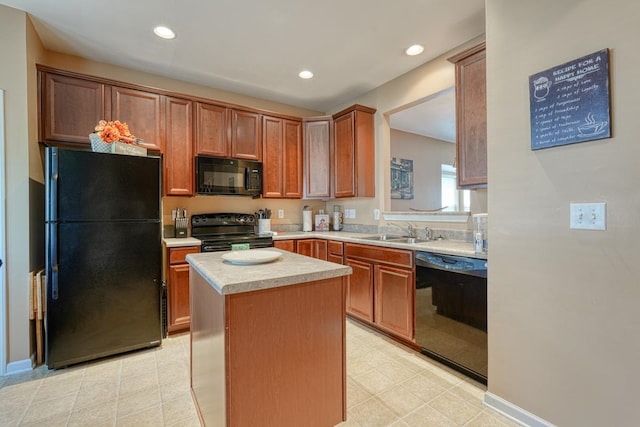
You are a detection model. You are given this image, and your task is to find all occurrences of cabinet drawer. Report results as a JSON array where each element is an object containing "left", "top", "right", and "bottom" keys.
[
  {"left": 344, "top": 243, "right": 413, "bottom": 268},
  {"left": 328, "top": 240, "right": 343, "bottom": 256},
  {"left": 169, "top": 246, "right": 200, "bottom": 264}
]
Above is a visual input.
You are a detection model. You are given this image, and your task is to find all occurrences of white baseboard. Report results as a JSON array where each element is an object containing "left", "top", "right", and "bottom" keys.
[
  {"left": 484, "top": 392, "right": 556, "bottom": 427},
  {"left": 5, "top": 357, "right": 34, "bottom": 376}
]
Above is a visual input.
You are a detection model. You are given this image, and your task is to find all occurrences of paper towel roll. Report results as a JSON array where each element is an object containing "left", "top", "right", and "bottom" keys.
[{"left": 303, "top": 210, "right": 312, "bottom": 232}]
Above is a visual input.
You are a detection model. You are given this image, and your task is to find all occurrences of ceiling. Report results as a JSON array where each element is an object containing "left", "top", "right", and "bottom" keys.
[
  {"left": 389, "top": 87, "right": 456, "bottom": 142},
  {"left": 1, "top": 0, "right": 485, "bottom": 115}
]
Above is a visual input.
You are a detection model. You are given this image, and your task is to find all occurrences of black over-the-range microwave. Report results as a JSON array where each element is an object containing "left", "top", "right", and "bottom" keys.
[{"left": 195, "top": 156, "right": 263, "bottom": 197}]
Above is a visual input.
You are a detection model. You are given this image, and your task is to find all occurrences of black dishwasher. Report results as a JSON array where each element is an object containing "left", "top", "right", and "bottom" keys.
[{"left": 415, "top": 251, "right": 488, "bottom": 384}]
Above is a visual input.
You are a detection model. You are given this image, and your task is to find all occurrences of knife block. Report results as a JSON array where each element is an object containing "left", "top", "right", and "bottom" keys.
[{"left": 175, "top": 218, "right": 188, "bottom": 238}]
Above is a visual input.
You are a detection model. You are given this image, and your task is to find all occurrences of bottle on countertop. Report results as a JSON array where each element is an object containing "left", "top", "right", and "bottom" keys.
[
  {"left": 473, "top": 213, "right": 488, "bottom": 254},
  {"left": 302, "top": 206, "right": 312, "bottom": 232}
]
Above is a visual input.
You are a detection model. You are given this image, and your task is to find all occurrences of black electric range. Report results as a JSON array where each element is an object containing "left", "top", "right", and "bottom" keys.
[{"left": 191, "top": 212, "right": 273, "bottom": 252}]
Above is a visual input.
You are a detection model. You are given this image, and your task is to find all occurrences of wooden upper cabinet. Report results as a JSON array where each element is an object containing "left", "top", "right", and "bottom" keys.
[
  {"left": 230, "top": 109, "right": 262, "bottom": 160},
  {"left": 262, "top": 115, "right": 284, "bottom": 198},
  {"left": 283, "top": 120, "right": 303, "bottom": 198},
  {"left": 40, "top": 72, "right": 111, "bottom": 146},
  {"left": 332, "top": 105, "right": 376, "bottom": 198},
  {"left": 164, "top": 97, "right": 194, "bottom": 196},
  {"left": 303, "top": 117, "right": 332, "bottom": 199},
  {"left": 448, "top": 42, "right": 487, "bottom": 188},
  {"left": 262, "top": 116, "right": 302, "bottom": 198},
  {"left": 195, "top": 102, "right": 228, "bottom": 157},
  {"left": 112, "top": 86, "right": 164, "bottom": 152}
]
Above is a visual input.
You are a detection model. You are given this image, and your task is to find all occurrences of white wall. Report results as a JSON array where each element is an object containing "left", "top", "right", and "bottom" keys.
[
  {"left": 486, "top": 1, "right": 640, "bottom": 425},
  {"left": 0, "top": 6, "right": 32, "bottom": 371}
]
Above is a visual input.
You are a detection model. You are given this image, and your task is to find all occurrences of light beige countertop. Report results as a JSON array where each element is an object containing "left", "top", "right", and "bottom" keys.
[
  {"left": 163, "top": 231, "right": 486, "bottom": 259},
  {"left": 186, "top": 248, "right": 352, "bottom": 295},
  {"left": 272, "top": 231, "right": 486, "bottom": 260},
  {"left": 163, "top": 237, "right": 202, "bottom": 248}
]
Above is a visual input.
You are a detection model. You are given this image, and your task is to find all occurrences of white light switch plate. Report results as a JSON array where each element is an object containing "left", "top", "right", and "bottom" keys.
[
  {"left": 278, "top": 209, "right": 284, "bottom": 219},
  {"left": 570, "top": 202, "right": 606, "bottom": 230}
]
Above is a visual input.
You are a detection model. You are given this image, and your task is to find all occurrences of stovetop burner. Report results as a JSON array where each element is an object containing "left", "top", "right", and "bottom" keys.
[{"left": 191, "top": 212, "right": 273, "bottom": 252}]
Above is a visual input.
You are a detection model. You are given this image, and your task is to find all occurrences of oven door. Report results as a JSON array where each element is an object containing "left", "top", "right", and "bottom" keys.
[
  {"left": 415, "top": 252, "right": 488, "bottom": 383},
  {"left": 196, "top": 156, "right": 262, "bottom": 196}
]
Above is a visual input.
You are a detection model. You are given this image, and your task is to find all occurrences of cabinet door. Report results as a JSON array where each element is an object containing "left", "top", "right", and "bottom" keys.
[
  {"left": 327, "top": 240, "right": 343, "bottom": 264},
  {"left": 450, "top": 43, "right": 487, "bottom": 188},
  {"left": 196, "top": 102, "right": 229, "bottom": 156},
  {"left": 164, "top": 97, "right": 193, "bottom": 196},
  {"left": 375, "top": 265, "right": 415, "bottom": 341},
  {"left": 274, "top": 240, "right": 295, "bottom": 252},
  {"left": 41, "top": 72, "right": 111, "bottom": 146},
  {"left": 303, "top": 118, "right": 332, "bottom": 198},
  {"left": 333, "top": 112, "right": 356, "bottom": 198},
  {"left": 353, "top": 109, "right": 375, "bottom": 197},
  {"left": 345, "top": 258, "right": 374, "bottom": 322},
  {"left": 262, "top": 116, "right": 284, "bottom": 198},
  {"left": 333, "top": 106, "right": 376, "bottom": 198},
  {"left": 283, "top": 120, "right": 303, "bottom": 198},
  {"left": 296, "top": 239, "right": 328, "bottom": 260},
  {"left": 168, "top": 263, "right": 191, "bottom": 333},
  {"left": 328, "top": 253, "right": 343, "bottom": 265},
  {"left": 112, "top": 86, "right": 164, "bottom": 151},
  {"left": 314, "top": 239, "right": 328, "bottom": 261},
  {"left": 231, "top": 109, "right": 261, "bottom": 160},
  {"left": 296, "top": 239, "right": 314, "bottom": 258}
]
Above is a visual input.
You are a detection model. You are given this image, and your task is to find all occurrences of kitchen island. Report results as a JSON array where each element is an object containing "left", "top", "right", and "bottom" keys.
[{"left": 186, "top": 248, "right": 352, "bottom": 427}]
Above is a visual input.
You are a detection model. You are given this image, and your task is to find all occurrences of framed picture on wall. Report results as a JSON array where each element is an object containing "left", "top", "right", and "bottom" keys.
[
  {"left": 390, "top": 157, "right": 414, "bottom": 199},
  {"left": 529, "top": 48, "right": 611, "bottom": 150}
]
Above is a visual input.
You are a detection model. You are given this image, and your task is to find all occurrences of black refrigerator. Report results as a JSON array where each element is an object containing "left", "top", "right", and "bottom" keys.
[{"left": 45, "top": 147, "right": 163, "bottom": 369}]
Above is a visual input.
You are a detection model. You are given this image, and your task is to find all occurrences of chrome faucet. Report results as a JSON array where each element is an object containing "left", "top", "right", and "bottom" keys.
[
  {"left": 387, "top": 222, "right": 416, "bottom": 237},
  {"left": 424, "top": 226, "right": 432, "bottom": 241}
]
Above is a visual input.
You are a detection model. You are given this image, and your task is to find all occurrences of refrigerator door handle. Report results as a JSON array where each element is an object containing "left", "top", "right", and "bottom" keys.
[
  {"left": 48, "top": 148, "right": 59, "bottom": 222},
  {"left": 50, "top": 222, "right": 59, "bottom": 300}
]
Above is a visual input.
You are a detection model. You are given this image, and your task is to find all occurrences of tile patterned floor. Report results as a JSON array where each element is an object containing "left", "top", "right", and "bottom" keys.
[{"left": 0, "top": 320, "right": 520, "bottom": 426}]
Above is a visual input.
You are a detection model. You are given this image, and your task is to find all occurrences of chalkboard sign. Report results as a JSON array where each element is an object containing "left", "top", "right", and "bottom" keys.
[{"left": 529, "top": 49, "right": 610, "bottom": 150}]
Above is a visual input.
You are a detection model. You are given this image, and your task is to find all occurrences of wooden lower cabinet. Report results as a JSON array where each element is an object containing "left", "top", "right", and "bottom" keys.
[
  {"left": 328, "top": 240, "right": 344, "bottom": 264},
  {"left": 167, "top": 246, "right": 200, "bottom": 333},
  {"left": 345, "top": 243, "right": 415, "bottom": 342},
  {"left": 273, "top": 239, "right": 295, "bottom": 252},
  {"left": 345, "top": 258, "right": 374, "bottom": 322},
  {"left": 190, "top": 269, "right": 346, "bottom": 426},
  {"left": 375, "top": 264, "right": 415, "bottom": 340},
  {"left": 274, "top": 238, "right": 328, "bottom": 260},
  {"left": 296, "top": 239, "right": 327, "bottom": 260}
]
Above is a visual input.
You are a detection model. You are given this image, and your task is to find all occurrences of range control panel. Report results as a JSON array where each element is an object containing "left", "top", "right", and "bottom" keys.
[{"left": 191, "top": 213, "right": 256, "bottom": 227}]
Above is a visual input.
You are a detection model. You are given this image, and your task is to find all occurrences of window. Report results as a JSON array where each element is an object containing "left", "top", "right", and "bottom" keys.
[{"left": 441, "top": 164, "right": 470, "bottom": 211}]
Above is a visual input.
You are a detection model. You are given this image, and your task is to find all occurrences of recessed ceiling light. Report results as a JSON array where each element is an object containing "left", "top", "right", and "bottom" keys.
[
  {"left": 153, "top": 26, "right": 175, "bottom": 40},
  {"left": 298, "top": 70, "right": 314, "bottom": 79},
  {"left": 405, "top": 44, "right": 424, "bottom": 56}
]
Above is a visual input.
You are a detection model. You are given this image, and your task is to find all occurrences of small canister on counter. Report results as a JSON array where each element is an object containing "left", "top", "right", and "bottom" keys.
[
  {"left": 333, "top": 205, "right": 343, "bottom": 231},
  {"left": 473, "top": 213, "right": 488, "bottom": 254}
]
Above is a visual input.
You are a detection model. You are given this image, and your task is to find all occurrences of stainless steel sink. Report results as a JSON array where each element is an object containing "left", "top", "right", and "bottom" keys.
[
  {"left": 358, "top": 235, "right": 430, "bottom": 244},
  {"left": 358, "top": 234, "right": 406, "bottom": 241}
]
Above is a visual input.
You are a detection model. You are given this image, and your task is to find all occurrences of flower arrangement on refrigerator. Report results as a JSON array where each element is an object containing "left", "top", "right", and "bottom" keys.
[{"left": 93, "top": 120, "right": 137, "bottom": 144}]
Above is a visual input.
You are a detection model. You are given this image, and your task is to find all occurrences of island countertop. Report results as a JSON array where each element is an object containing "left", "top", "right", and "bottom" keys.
[{"left": 186, "top": 248, "right": 352, "bottom": 295}]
